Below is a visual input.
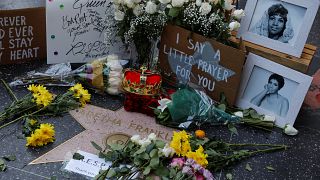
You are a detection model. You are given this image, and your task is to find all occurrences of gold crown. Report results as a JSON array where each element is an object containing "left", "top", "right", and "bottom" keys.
[{"left": 122, "top": 68, "right": 162, "bottom": 96}]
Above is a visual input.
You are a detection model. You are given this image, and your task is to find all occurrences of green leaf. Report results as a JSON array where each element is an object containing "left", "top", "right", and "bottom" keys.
[
  {"left": 228, "top": 123, "right": 238, "bottom": 135},
  {"left": 143, "top": 166, "right": 151, "bottom": 175},
  {"left": 72, "top": 153, "right": 84, "bottom": 160},
  {"left": 155, "top": 140, "right": 165, "bottom": 148},
  {"left": 245, "top": 163, "right": 252, "bottom": 171},
  {"left": 134, "top": 147, "right": 146, "bottom": 155},
  {"left": 2, "top": 155, "right": 16, "bottom": 161},
  {"left": 154, "top": 166, "right": 170, "bottom": 177},
  {"left": 266, "top": 166, "right": 275, "bottom": 171},
  {"left": 146, "top": 176, "right": 153, "bottom": 180},
  {"left": 91, "top": 141, "right": 103, "bottom": 151},
  {"left": 50, "top": 176, "right": 57, "bottom": 180},
  {"left": 0, "top": 159, "right": 6, "bottom": 172},
  {"left": 106, "top": 168, "right": 117, "bottom": 178},
  {"left": 168, "top": 7, "right": 180, "bottom": 18},
  {"left": 120, "top": 167, "right": 130, "bottom": 173},
  {"left": 149, "top": 149, "right": 158, "bottom": 158},
  {"left": 150, "top": 156, "right": 160, "bottom": 168},
  {"left": 141, "top": 152, "right": 150, "bottom": 160},
  {"left": 226, "top": 173, "right": 233, "bottom": 180},
  {"left": 217, "top": 104, "right": 226, "bottom": 111}
]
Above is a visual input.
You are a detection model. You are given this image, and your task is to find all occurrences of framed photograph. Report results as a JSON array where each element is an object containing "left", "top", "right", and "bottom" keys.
[
  {"left": 237, "top": 0, "right": 320, "bottom": 58},
  {"left": 236, "top": 53, "right": 312, "bottom": 127}
]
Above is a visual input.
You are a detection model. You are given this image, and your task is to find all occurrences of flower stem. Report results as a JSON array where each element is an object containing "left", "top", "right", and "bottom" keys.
[
  {"left": 1, "top": 79, "right": 18, "bottom": 102},
  {"left": 228, "top": 143, "right": 288, "bottom": 148},
  {"left": 0, "top": 107, "right": 46, "bottom": 130}
]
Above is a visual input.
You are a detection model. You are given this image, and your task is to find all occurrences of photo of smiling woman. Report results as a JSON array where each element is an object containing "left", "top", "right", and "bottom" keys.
[
  {"left": 250, "top": 3, "right": 294, "bottom": 43},
  {"left": 250, "top": 73, "right": 289, "bottom": 117}
]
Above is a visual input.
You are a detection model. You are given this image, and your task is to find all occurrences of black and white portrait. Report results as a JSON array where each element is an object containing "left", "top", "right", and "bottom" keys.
[
  {"left": 249, "top": 0, "right": 306, "bottom": 45},
  {"left": 241, "top": 66, "right": 298, "bottom": 118}
]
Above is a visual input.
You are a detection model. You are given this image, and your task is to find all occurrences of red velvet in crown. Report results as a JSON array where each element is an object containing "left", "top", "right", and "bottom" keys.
[{"left": 122, "top": 68, "right": 162, "bottom": 96}]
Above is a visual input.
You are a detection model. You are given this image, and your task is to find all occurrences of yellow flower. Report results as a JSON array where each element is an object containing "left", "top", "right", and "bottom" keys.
[
  {"left": 79, "top": 88, "right": 91, "bottom": 106},
  {"left": 69, "top": 83, "right": 84, "bottom": 97},
  {"left": 29, "top": 119, "right": 38, "bottom": 126},
  {"left": 170, "top": 131, "right": 191, "bottom": 157},
  {"left": 186, "top": 145, "right": 208, "bottom": 167},
  {"left": 26, "top": 123, "right": 55, "bottom": 147},
  {"left": 27, "top": 84, "right": 38, "bottom": 93}
]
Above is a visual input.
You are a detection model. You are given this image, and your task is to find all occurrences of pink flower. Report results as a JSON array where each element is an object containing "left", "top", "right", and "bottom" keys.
[
  {"left": 195, "top": 173, "right": 205, "bottom": 180},
  {"left": 170, "top": 158, "right": 185, "bottom": 169}
]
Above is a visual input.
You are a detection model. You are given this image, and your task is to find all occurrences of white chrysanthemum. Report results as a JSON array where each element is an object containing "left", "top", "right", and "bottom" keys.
[
  {"left": 234, "top": 111, "right": 243, "bottom": 118},
  {"left": 171, "top": 0, "right": 185, "bottom": 7},
  {"left": 159, "top": 143, "right": 175, "bottom": 157},
  {"left": 133, "top": 4, "right": 143, "bottom": 16},
  {"left": 283, "top": 124, "right": 298, "bottom": 136},
  {"left": 196, "top": 0, "right": 202, "bottom": 7},
  {"left": 160, "top": 0, "right": 171, "bottom": 4},
  {"left": 138, "top": 138, "right": 152, "bottom": 148},
  {"left": 229, "top": 21, "right": 240, "bottom": 31},
  {"left": 145, "top": 1, "right": 157, "bottom": 14},
  {"left": 124, "top": 0, "right": 134, "bottom": 8},
  {"left": 200, "top": 2, "right": 212, "bottom": 15},
  {"left": 114, "top": 10, "right": 125, "bottom": 21},
  {"left": 232, "top": 9, "right": 245, "bottom": 20},
  {"left": 147, "top": 133, "right": 157, "bottom": 141},
  {"left": 130, "top": 134, "right": 141, "bottom": 144}
]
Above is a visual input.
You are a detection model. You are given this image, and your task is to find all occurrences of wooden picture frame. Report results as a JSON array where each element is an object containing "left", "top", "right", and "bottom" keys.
[
  {"left": 237, "top": 0, "right": 320, "bottom": 58},
  {"left": 236, "top": 53, "right": 312, "bottom": 128}
]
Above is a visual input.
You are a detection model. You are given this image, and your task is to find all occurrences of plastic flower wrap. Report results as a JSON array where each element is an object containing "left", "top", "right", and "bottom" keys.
[
  {"left": 154, "top": 86, "right": 275, "bottom": 131},
  {"left": 10, "top": 55, "right": 128, "bottom": 95}
]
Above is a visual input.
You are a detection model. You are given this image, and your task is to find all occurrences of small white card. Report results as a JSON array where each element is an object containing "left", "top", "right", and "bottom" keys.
[{"left": 64, "top": 150, "right": 111, "bottom": 178}]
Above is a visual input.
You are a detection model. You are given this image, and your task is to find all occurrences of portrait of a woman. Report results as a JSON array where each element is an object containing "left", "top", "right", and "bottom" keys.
[
  {"left": 250, "top": 3, "right": 294, "bottom": 43},
  {"left": 250, "top": 73, "right": 289, "bottom": 117}
]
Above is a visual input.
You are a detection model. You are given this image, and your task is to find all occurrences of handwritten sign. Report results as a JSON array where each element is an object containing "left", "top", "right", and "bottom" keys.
[
  {"left": 159, "top": 25, "right": 246, "bottom": 105},
  {"left": 0, "top": 7, "right": 46, "bottom": 64},
  {"left": 64, "top": 150, "right": 111, "bottom": 178},
  {"left": 46, "top": 0, "right": 129, "bottom": 64}
]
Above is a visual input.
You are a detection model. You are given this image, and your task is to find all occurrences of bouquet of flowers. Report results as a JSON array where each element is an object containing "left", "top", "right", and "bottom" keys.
[
  {"left": 10, "top": 55, "right": 127, "bottom": 95},
  {"left": 0, "top": 83, "right": 91, "bottom": 147},
  {"left": 162, "top": 0, "right": 244, "bottom": 45},
  {"left": 154, "top": 87, "right": 275, "bottom": 131},
  {"left": 93, "top": 130, "right": 286, "bottom": 179},
  {"left": 113, "top": 0, "right": 167, "bottom": 66}
]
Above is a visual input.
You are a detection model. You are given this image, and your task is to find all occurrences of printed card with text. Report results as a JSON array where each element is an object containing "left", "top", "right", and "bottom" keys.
[{"left": 46, "top": 0, "right": 129, "bottom": 64}]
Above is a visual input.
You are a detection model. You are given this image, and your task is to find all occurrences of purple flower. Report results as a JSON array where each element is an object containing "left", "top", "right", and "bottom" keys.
[
  {"left": 192, "top": 163, "right": 202, "bottom": 171},
  {"left": 182, "top": 166, "right": 193, "bottom": 175},
  {"left": 185, "top": 158, "right": 195, "bottom": 166},
  {"left": 203, "top": 169, "right": 214, "bottom": 180}
]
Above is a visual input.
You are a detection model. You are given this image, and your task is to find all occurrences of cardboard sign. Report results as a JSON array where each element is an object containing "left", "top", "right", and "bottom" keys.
[
  {"left": 46, "top": 0, "right": 129, "bottom": 64},
  {"left": 0, "top": 7, "right": 46, "bottom": 64},
  {"left": 159, "top": 24, "right": 246, "bottom": 105}
]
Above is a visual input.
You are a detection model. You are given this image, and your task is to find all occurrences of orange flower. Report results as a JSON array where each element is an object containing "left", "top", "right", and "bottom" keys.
[{"left": 195, "top": 130, "right": 206, "bottom": 139}]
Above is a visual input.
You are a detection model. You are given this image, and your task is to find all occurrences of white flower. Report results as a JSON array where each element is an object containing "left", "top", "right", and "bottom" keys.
[
  {"left": 130, "top": 134, "right": 141, "bottom": 144},
  {"left": 124, "top": 0, "right": 134, "bottom": 8},
  {"left": 283, "top": 124, "right": 298, "bottom": 136},
  {"left": 133, "top": 4, "right": 143, "bottom": 16},
  {"left": 196, "top": 0, "right": 202, "bottom": 7},
  {"left": 147, "top": 133, "right": 157, "bottom": 141},
  {"left": 114, "top": 10, "right": 125, "bottom": 21},
  {"left": 159, "top": 143, "right": 175, "bottom": 157},
  {"left": 234, "top": 111, "right": 243, "bottom": 118},
  {"left": 171, "top": 0, "right": 185, "bottom": 7},
  {"left": 232, "top": 9, "right": 245, "bottom": 20},
  {"left": 138, "top": 138, "right": 152, "bottom": 148},
  {"left": 133, "top": 0, "right": 141, "bottom": 3},
  {"left": 166, "top": 4, "right": 173, "bottom": 8},
  {"left": 157, "top": 98, "right": 172, "bottom": 112},
  {"left": 145, "top": 1, "right": 157, "bottom": 14},
  {"left": 200, "top": 2, "right": 212, "bottom": 15},
  {"left": 263, "top": 115, "right": 276, "bottom": 122},
  {"left": 209, "top": 0, "right": 219, "bottom": 5},
  {"left": 223, "top": 0, "right": 235, "bottom": 11},
  {"left": 229, "top": 21, "right": 240, "bottom": 31},
  {"left": 160, "top": 0, "right": 171, "bottom": 4},
  {"left": 107, "top": 54, "right": 119, "bottom": 61}
]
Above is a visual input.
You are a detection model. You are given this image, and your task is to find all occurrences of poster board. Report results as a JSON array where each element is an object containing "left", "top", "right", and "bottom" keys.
[
  {"left": 0, "top": 7, "right": 46, "bottom": 64},
  {"left": 46, "top": 0, "right": 129, "bottom": 64},
  {"left": 159, "top": 24, "right": 246, "bottom": 105}
]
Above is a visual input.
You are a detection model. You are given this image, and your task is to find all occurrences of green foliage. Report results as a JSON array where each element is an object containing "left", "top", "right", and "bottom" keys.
[
  {"left": 2, "top": 155, "right": 16, "bottom": 161},
  {"left": 0, "top": 159, "right": 6, "bottom": 172},
  {"left": 72, "top": 153, "right": 84, "bottom": 160}
]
